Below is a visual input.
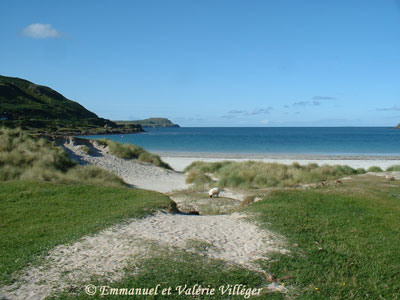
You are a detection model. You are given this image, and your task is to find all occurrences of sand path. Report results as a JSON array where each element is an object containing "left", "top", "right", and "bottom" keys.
[{"left": 0, "top": 212, "right": 287, "bottom": 300}]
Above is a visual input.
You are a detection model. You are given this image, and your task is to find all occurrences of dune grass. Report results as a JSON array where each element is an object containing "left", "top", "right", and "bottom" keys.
[
  {"left": 184, "top": 161, "right": 365, "bottom": 189},
  {"left": 98, "top": 139, "right": 172, "bottom": 169},
  {"left": 386, "top": 164, "right": 400, "bottom": 171},
  {"left": 0, "top": 128, "right": 124, "bottom": 186},
  {"left": 243, "top": 175, "right": 400, "bottom": 299},
  {"left": 0, "top": 180, "right": 175, "bottom": 285},
  {"left": 367, "top": 166, "right": 383, "bottom": 172}
]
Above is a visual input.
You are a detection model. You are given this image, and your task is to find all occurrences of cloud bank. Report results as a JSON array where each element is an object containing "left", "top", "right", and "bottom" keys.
[{"left": 21, "top": 23, "right": 61, "bottom": 39}]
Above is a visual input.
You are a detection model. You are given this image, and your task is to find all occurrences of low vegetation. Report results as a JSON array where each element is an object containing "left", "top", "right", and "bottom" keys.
[
  {"left": 367, "top": 166, "right": 383, "bottom": 172},
  {"left": 386, "top": 164, "right": 400, "bottom": 171},
  {"left": 49, "top": 249, "right": 270, "bottom": 300},
  {"left": 244, "top": 175, "right": 400, "bottom": 299},
  {"left": 0, "top": 180, "right": 175, "bottom": 285},
  {"left": 184, "top": 161, "right": 366, "bottom": 189},
  {"left": 99, "top": 139, "right": 172, "bottom": 169},
  {"left": 0, "top": 128, "right": 123, "bottom": 186}
]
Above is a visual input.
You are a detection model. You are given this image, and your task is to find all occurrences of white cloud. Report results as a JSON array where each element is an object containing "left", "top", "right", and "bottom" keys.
[
  {"left": 21, "top": 23, "right": 61, "bottom": 39},
  {"left": 376, "top": 106, "right": 400, "bottom": 111},
  {"left": 261, "top": 119, "right": 269, "bottom": 124},
  {"left": 227, "top": 107, "right": 273, "bottom": 116}
]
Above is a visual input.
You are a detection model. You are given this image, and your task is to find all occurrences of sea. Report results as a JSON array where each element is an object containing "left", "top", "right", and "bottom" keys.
[{"left": 82, "top": 127, "right": 400, "bottom": 157}]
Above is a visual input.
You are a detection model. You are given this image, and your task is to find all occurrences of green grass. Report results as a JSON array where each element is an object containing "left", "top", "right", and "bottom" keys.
[
  {"left": 99, "top": 139, "right": 172, "bottom": 169},
  {"left": 48, "top": 249, "right": 277, "bottom": 300},
  {"left": 243, "top": 175, "right": 400, "bottom": 299},
  {"left": 367, "top": 166, "right": 383, "bottom": 172},
  {"left": 386, "top": 164, "right": 400, "bottom": 171},
  {"left": 0, "top": 127, "right": 124, "bottom": 186},
  {"left": 0, "top": 180, "right": 176, "bottom": 285},
  {"left": 184, "top": 161, "right": 364, "bottom": 189}
]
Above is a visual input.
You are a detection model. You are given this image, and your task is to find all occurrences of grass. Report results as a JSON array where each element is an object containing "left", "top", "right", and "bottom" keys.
[
  {"left": 0, "top": 180, "right": 176, "bottom": 285},
  {"left": 367, "top": 166, "right": 383, "bottom": 172},
  {"left": 98, "top": 139, "right": 172, "bottom": 169},
  {"left": 386, "top": 164, "right": 400, "bottom": 171},
  {"left": 0, "top": 127, "right": 124, "bottom": 186},
  {"left": 48, "top": 249, "right": 277, "bottom": 300},
  {"left": 243, "top": 175, "right": 400, "bottom": 299},
  {"left": 184, "top": 161, "right": 365, "bottom": 189}
]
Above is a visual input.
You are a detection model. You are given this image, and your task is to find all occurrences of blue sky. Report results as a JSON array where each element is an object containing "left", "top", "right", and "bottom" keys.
[{"left": 1, "top": 0, "right": 400, "bottom": 127}]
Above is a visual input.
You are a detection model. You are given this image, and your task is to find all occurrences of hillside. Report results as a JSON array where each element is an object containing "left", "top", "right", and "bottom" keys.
[
  {"left": 397, "top": 123, "right": 400, "bottom": 128},
  {"left": 0, "top": 75, "right": 142, "bottom": 134},
  {"left": 115, "top": 118, "right": 180, "bottom": 128}
]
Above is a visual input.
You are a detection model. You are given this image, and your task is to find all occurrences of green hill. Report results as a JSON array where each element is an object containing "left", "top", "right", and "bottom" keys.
[
  {"left": 0, "top": 75, "right": 142, "bottom": 134},
  {"left": 115, "top": 118, "right": 180, "bottom": 128},
  {"left": 397, "top": 123, "right": 400, "bottom": 128}
]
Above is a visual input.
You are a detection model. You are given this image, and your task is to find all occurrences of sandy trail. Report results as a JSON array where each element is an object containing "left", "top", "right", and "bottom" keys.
[
  {"left": 0, "top": 213, "right": 287, "bottom": 300},
  {"left": 61, "top": 139, "right": 189, "bottom": 193}
]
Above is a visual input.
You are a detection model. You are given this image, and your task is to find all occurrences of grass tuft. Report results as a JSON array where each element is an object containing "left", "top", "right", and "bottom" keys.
[
  {"left": 185, "top": 160, "right": 363, "bottom": 189},
  {"left": 386, "top": 165, "right": 400, "bottom": 172},
  {"left": 0, "top": 127, "right": 125, "bottom": 186},
  {"left": 367, "top": 166, "right": 383, "bottom": 172},
  {"left": 98, "top": 139, "right": 172, "bottom": 169}
]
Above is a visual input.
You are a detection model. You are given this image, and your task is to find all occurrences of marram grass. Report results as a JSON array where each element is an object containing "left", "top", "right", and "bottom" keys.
[
  {"left": 0, "top": 127, "right": 123, "bottom": 186},
  {"left": 98, "top": 139, "right": 172, "bottom": 169},
  {"left": 184, "top": 160, "right": 366, "bottom": 189}
]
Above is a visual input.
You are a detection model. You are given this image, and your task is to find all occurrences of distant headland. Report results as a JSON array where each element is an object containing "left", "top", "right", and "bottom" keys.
[{"left": 114, "top": 118, "right": 180, "bottom": 128}]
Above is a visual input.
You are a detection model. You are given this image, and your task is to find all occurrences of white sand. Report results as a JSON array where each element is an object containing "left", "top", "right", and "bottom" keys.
[
  {"left": 62, "top": 140, "right": 189, "bottom": 193},
  {"left": 0, "top": 213, "right": 287, "bottom": 300},
  {"left": 159, "top": 154, "right": 400, "bottom": 172}
]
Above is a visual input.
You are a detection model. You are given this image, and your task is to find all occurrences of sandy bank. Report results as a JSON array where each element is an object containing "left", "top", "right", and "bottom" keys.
[{"left": 61, "top": 139, "right": 189, "bottom": 193}]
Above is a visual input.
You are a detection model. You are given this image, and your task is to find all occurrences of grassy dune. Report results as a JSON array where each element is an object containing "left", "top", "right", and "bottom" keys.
[
  {"left": 0, "top": 128, "right": 124, "bottom": 186},
  {"left": 98, "top": 139, "right": 172, "bottom": 169},
  {"left": 184, "top": 161, "right": 367, "bottom": 189}
]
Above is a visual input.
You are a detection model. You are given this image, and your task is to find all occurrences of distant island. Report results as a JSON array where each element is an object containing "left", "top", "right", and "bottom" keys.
[
  {"left": 397, "top": 123, "right": 400, "bottom": 128},
  {"left": 115, "top": 118, "right": 180, "bottom": 128},
  {"left": 0, "top": 75, "right": 143, "bottom": 135}
]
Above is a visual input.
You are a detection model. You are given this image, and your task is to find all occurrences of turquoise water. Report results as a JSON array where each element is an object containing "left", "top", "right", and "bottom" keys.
[{"left": 84, "top": 127, "right": 400, "bottom": 156}]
